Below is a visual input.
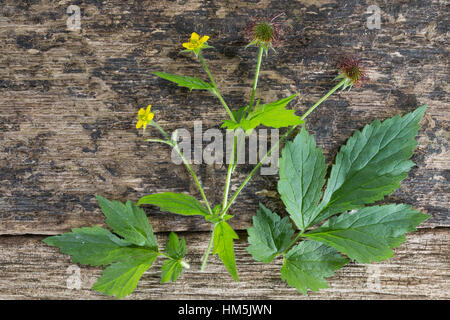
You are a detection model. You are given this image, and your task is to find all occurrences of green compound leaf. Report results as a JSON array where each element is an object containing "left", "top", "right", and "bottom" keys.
[
  {"left": 304, "top": 204, "right": 429, "bottom": 263},
  {"left": 278, "top": 127, "right": 327, "bottom": 231},
  {"left": 311, "top": 105, "right": 427, "bottom": 225},
  {"left": 43, "top": 226, "right": 143, "bottom": 266},
  {"left": 213, "top": 221, "right": 239, "bottom": 282},
  {"left": 222, "top": 94, "right": 303, "bottom": 131},
  {"left": 161, "top": 232, "right": 187, "bottom": 284},
  {"left": 247, "top": 203, "right": 295, "bottom": 263},
  {"left": 92, "top": 251, "right": 158, "bottom": 299},
  {"left": 138, "top": 192, "right": 209, "bottom": 216},
  {"left": 153, "top": 72, "right": 214, "bottom": 91},
  {"left": 281, "top": 240, "right": 348, "bottom": 295},
  {"left": 96, "top": 195, "right": 158, "bottom": 248}
]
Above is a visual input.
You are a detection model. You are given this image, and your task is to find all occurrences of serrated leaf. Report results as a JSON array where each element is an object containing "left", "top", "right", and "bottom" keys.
[
  {"left": 248, "top": 94, "right": 303, "bottom": 129},
  {"left": 165, "top": 232, "right": 186, "bottom": 260},
  {"left": 278, "top": 127, "right": 327, "bottom": 230},
  {"left": 247, "top": 203, "right": 295, "bottom": 263},
  {"left": 311, "top": 105, "right": 427, "bottom": 225},
  {"left": 92, "top": 251, "right": 158, "bottom": 299},
  {"left": 304, "top": 204, "right": 429, "bottom": 263},
  {"left": 42, "top": 226, "right": 151, "bottom": 266},
  {"left": 160, "top": 232, "right": 187, "bottom": 284},
  {"left": 213, "top": 221, "right": 239, "bottom": 281},
  {"left": 221, "top": 95, "right": 303, "bottom": 131},
  {"left": 281, "top": 240, "right": 348, "bottom": 294},
  {"left": 153, "top": 72, "right": 214, "bottom": 91},
  {"left": 96, "top": 195, "right": 157, "bottom": 248},
  {"left": 138, "top": 192, "right": 209, "bottom": 216}
]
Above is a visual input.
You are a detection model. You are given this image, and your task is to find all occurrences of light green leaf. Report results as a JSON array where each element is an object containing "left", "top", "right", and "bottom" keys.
[
  {"left": 247, "top": 203, "right": 295, "bottom": 263},
  {"left": 278, "top": 127, "right": 327, "bottom": 230},
  {"left": 247, "top": 94, "right": 303, "bottom": 129},
  {"left": 281, "top": 240, "right": 348, "bottom": 294},
  {"left": 213, "top": 221, "right": 239, "bottom": 281},
  {"left": 221, "top": 95, "right": 303, "bottom": 131},
  {"left": 42, "top": 226, "right": 152, "bottom": 266},
  {"left": 153, "top": 72, "right": 214, "bottom": 91},
  {"left": 311, "top": 105, "right": 427, "bottom": 225},
  {"left": 304, "top": 204, "right": 429, "bottom": 263},
  {"left": 96, "top": 195, "right": 157, "bottom": 248},
  {"left": 138, "top": 192, "right": 209, "bottom": 216},
  {"left": 92, "top": 251, "right": 158, "bottom": 299}
]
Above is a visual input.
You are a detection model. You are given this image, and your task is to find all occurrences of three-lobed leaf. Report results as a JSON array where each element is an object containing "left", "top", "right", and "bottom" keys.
[
  {"left": 311, "top": 105, "right": 427, "bottom": 225},
  {"left": 44, "top": 196, "right": 189, "bottom": 299},
  {"left": 138, "top": 192, "right": 209, "bottom": 217},
  {"left": 247, "top": 203, "right": 294, "bottom": 263},
  {"left": 213, "top": 221, "right": 239, "bottom": 281},
  {"left": 278, "top": 127, "right": 327, "bottom": 230},
  {"left": 153, "top": 72, "right": 214, "bottom": 91},
  {"left": 304, "top": 204, "right": 429, "bottom": 263},
  {"left": 281, "top": 240, "right": 348, "bottom": 294},
  {"left": 222, "top": 94, "right": 303, "bottom": 131}
]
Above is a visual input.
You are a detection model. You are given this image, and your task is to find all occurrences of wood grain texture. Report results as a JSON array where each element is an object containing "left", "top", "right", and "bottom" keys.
[
  {"left": 0, "top": 0, "right": 448, "bottom": 235},
  {"left": 0, "top": 0, "right": 448, "bottom": 299},
  {"left": 0, "top": 229, "right": 448, "bottom": 300}
]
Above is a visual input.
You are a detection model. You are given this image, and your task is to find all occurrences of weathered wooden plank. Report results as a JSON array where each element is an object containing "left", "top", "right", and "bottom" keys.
[
  {"left": 0, "top": 228, "right": 448, "bottom": 299},
  {"left": 0, "top": 0, "right": 448, "bottom": 235}
]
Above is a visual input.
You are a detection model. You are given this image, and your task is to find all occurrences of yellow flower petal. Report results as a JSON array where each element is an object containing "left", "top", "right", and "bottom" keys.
[
  {"left": 190, "top": 32, "right": 199, "bottom": 41},
  {"left": 199, "top": 35, "right": 209, "bottom": 44},
  {"left": 148, "top": 113, "right": 154, "bottom": 122},
  {"left": 138, "top": 108, "right": 145, "bottom": 116},
  {"left": 182, "top": 43, "right": 192, "bottom": 49},
  {"left": 136, "top": 120, "right": 143, "bottom": 129},
  {"left": 146, "top": 105, "right": 152, "bottom": 113}
]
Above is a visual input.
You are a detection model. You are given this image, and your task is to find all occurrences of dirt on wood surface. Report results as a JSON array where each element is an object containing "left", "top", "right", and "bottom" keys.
[{"left": 0, "top": 0, "right": 448, "bottom": 299}]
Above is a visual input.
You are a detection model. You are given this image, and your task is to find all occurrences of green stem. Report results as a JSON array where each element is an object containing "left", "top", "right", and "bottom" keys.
[
  {"left": 173, "top": 143, "right": 213, "bottom": 215},
  {"left": 249, "top": 46, "right": 264, "bottom": 113},
  {"left": 282, "top": 232, "right": 304, "bottom": 255},
  {"left": 198, "top": 53, "right": 236, "bottom": 122},
  {"left": 200, "top": 225, "right": 216, "bottom": 271},
  {"left": 222, "top": 135, "right": 237, "bottom": 210},
  {"left": 221, "top": 79, "right": 346, "bottom": 217},
  {"left": 300, "top": 79, "right": 346, "bottom": 120},
  {"left": 221, "top": 125, "right": 296, "bottom": 217}
]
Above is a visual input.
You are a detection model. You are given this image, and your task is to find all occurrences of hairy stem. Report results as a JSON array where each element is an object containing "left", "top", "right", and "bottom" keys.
[
  {"left": 249, "top": 46, "right": 264, "bottom": 113},
  {"left": 200, "top": 225, "right": 216, "bottom": 271},
  {"left": 198, "top": 53, "right": 236, "bottom": 122}
]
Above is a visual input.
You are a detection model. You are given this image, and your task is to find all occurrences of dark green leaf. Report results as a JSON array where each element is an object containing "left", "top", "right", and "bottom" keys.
[
  {"left": 311, "top": 105, "right": 427, "bottom": 225},
  {"left": 247, "top": 203, "right": 295, "bottom": 263},
  {"left": 153, "top": 72, "right": 214, "bottom": 91},
  {"left": 138, "top": 192, "right": 209, "bottom": 216},
  {"left": 278, "top": 127, "right": 327, "bottom": 230},
  {"left": 213, "top": 221, "right": 239, "bottom": 281},
  {"left": 281, "top": 240, "right": 348, "bottom": 294},
  {"left": 96, "top": 195, "right": 157, "bottom": 248},
  {"left": 304, "top": 204, "right": 429, "bottom": 263}
]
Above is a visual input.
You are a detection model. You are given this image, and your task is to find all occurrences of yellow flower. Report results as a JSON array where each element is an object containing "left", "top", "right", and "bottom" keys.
[
  {"left": 182, "top": 32, "right": 210, "bottom": 51},
  {"left": 136, "top": 105, "right": 154, "bottom": 130}
]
